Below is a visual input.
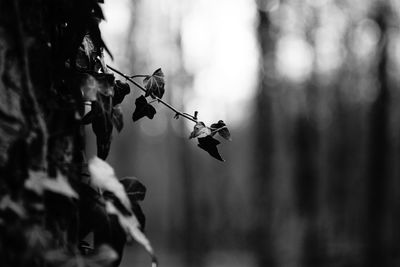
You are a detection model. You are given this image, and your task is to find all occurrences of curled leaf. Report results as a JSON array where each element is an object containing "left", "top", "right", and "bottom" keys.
[
  {"left": 197, "top": 136, "right": 224, "bottom": 162},
  {"left": 132, "top": 95, "right": 156, "bottom": 122},
  {"left": 144, "top": 68, "right": 165, "bottom": 99},
  {"left": 88, "top": 156, "right": 131, "bottom": 211},
  {"left": 113, "top": 80, "right": 131, "bottom": 106},
  {"left": 189, "top": 122, "right": 211, "bottom": 139},
  {"left": 210, "top": 120, "right": 231, "bottom": 141}
]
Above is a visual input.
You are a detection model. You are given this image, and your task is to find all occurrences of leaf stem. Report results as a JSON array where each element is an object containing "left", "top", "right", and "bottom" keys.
[
  {"left": 210, "top": 126, "right": 227, "bottom": 135},
  {"left": 106, "top": 65, "right": 198, "bottom": 123},
  {"left": 130, "top": 74, "right": 149, "bottom": 79}
]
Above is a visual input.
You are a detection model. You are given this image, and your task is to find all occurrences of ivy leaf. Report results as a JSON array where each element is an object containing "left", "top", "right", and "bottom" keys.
[
  {"left": 197, "top": 136, "right": 224, "bottom": 162},
  {"left": 210, "top": 120, "right": 231, "bottom": 141},
  {"left": 113, "top": 80, "right": 131, "bottom": 106},
  {"left": 132, "top": 95, "right": 156, "bottom": 122},
  {"left": 79, "top": 73, "right": 115, "bottom": 101},
  {"left": 90, "top": 100, "right": 113, "bottom": 159},
  {"left": 105, "top": 201, "right": 157, "bottom": 265},
  {"left": 25, "top": 171, "right": 78, "bottom": 198},
  {"left": 112, "top": 105, "right": 124, "bottom": 132},
  {"left": 0, "top": 195, "right": 26, "bottom": 218},
  {"left": 189, "top": 122, "right": 211, "bottom": 139},
  {"left": 120, "top": 177, "right": 146, "bottom": 202},
  {"left": 144, "top": 68, "right": 165, "bottom": 99},
  {"left": 88, "top": 156, "right": 131, "bottom": 211}
]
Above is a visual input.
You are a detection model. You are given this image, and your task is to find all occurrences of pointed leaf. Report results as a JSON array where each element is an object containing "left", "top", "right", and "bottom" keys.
[
  {"left": 189, "top": 122, "right": 211, "bottom": 139},
  {"left": 105, "top": 201, "right": 157, "bottom": 264},
  {"left": 210, "top": 120, "right": 231, "bottom": 141},
  {"left": 132, "top": 95, "right": 156, "bottom": 122},
  {"left": 120, "top": 177, "right": 146, "bottom": 202},
  {"left": 197, "top": 136, "right": 224, "bottom": 161},
  {"left": 88, "top": 156, "right": 131, "bottom": 211},
  {"left": 41, "top": 172, "right": 79, "bottom": 198},
  {"left": 113, "top": 80, "right": 131, "bottom": 106},
  {"left": 25, "top": 171, "right": 78, "bottom": 198},
  {"left": 81, "top": 110, "right": 95, "bottom": 125},
  {"left": 144, "top": 68, "right": 165, "bottom": 99},
  {"left": 112, "top": 105, "right": 124, "bottom": 132}
]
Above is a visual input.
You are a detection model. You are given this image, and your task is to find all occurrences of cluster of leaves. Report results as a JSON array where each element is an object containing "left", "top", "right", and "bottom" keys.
[{"left": 0, "top": 0, "right": 231, "bottom": 266}]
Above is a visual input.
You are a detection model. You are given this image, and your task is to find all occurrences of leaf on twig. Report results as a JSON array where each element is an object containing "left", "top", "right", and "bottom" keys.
[
  {"left": 105, "top": 201, "right": 157, "bottom": 265},
  {"left": 120, "top": 177, "right": 146, "bottom": 202},
  {"left": 113, "top": 80, "right": 131, "bottom": 106},
  {"left": 144, "top": 68, "right": 165, "bottom": 99},
  {"left": 112, "top": 105, "right": 124, "bottom": 132},
  {"left": 210, "top": 120, "right": 231, "bottom": 141},
  {"left": 88, "top": 156, "right": 131, "bottom": 211},
  {"left": 197, "top": 136, "right": 224, "bottom": 162},
  {"left": 189, "top": 122, "right": 211, "bottom": 139},
  {"left": 132, "top": 95, "right": 156, "bottom": 122},
  {"left": 25, "top": 171, "right": 78, "bottom": 198}
]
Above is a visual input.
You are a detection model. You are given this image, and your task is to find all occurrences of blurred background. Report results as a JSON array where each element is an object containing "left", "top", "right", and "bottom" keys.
[{"left": 87, "top": 0, "right": 400, "bottom": 266}]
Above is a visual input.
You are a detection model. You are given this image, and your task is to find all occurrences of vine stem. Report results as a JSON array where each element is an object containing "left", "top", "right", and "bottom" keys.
[{"left": 106, "top": 65, "right": 198, "bottom": 123}]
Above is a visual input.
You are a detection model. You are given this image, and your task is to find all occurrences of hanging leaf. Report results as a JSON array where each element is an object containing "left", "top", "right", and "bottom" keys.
[
  {"left": 105, "top": 201, "right": 157, "bottom": 265},
  {"left": 81, "top": 109, "right": 95, "bottom": 125},
  {"left": 113, "top": 80, "right": 131, "bottom": 106},
  {"left": 189, "top": 122, "right": 211, "bottom": 139},
  {"left": 197, "top": 136, "right": 224, "bottom": 162},
  {"left": 210, "top": 120, "right": 231, "bottom": 141},
  {"left": 25, "top": 171, "right": 78, "bottom": 198},
  {"left": 90, "top": 100, "right": 113, "bottom": 159},
  {"left": 88, "top": 156, "right": 131, "bottom": 211},
  {"left": 112, "top": 105, "right": 124, "bottom": 132},
  {"left": 132, "top": 95, "right": 156, "bottom": 122},
  {"left": 120, "top": 177, "right": 146, "bottom": 202},
  {"left": 144, "top": 68, "right": 165, "bottom": 99}
]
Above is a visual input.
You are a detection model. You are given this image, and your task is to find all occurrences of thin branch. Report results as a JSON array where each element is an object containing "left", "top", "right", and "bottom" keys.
[{"left": 106, "top": 65, "right": 198, "bottom": 123}]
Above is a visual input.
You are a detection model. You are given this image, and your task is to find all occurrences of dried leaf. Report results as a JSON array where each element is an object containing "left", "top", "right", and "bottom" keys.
[
  {"left": 210, "top": 120, "right": 231, "bottom": 141},
  {"left": 197, "top": 136, "right": 224, "bottom": 162},
  {"left": 25, "top": 171, "right": 78, "bottom": 198},
  {"left": 189, "top": 122, "right": 211, "bottom": 139},
  {"left": 88, "top": 156, "right": 131, "bottom": 211},
  {"left": 112, "top": 105, "right": 124, "bottom": 132},
  {"left": 144, "top": 68, "right": 165, "bottom": 99},
  {"left": 132, "top": 95, "right": 156, "bottom": 122}
]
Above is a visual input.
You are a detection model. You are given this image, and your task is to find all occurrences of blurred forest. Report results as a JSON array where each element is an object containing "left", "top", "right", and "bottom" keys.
[{"left": 89, "top": 0, "right": 400, "bottom": 266}]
